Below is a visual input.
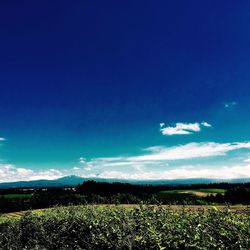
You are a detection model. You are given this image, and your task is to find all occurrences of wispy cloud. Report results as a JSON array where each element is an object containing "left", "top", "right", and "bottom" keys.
[
  {"left": 2, "top": 140, "right": 250, "bottom": 182},
  {"left": 70, "top": 141, "right": 250, "bottom": 178},
  {"left": 79, "top": 157, "right": 86, "bottom": 164},
  {"left": 75, "top": 141, "right": 250, "bottom": 179},
  {"left": 2, "top": 160, "right": 250, "bottom": 182},
  {"left": 160, "top": 122, "right": 211, "bottom": 136},
  {"left": 87, "top": 164, "right": 250, "bottom": 180},
  {"left": 224, "top": 101, "right": 237, "bottom": 108},
  {"left": 159, "top": 122, "right": 165, "bottom": 128},
  {"left": 0, "top": 137, "right": 6, "bottom": 141},
  {"left": 129, "top": 142, "right": 250, "bottom": 161},
  {"left": 244, "top": 154, "right": 250, "bottom": 162}
]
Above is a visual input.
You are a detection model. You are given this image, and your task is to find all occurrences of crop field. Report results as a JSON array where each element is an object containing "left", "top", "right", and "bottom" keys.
[
  {"left": 2, "top": 204, "right": 250, "bottom": 219},
  {"left": 1, "top": 205, "right": 250, "bottom": 249},
  {"left": 159, "top": 188, "right": 226, "bottom": 198}
]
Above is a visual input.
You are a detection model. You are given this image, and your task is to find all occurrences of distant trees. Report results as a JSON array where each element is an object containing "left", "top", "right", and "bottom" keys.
[
  {"left": 1, "top": 181, "right": 250, "bottom": 213},
  {"left": 76, "top": 180, "right": 156, "bottom": 196},
  {"left": 205, "top": 187, "right": 250, "bottom": 204}
]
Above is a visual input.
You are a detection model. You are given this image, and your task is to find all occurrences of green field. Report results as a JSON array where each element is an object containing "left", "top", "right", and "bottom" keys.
[
  {"left": 0, "top": 193, "right": 32, "bottom": 199},
  {"left": 0, "top": 205, "right": 249, "bottom": 249},
  {"left": 160, "top": 188, "right": 226, "bottom": 194}
]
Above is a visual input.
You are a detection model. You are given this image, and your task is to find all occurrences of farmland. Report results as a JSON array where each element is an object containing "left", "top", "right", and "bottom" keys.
[
  {"left": 160, "top": 188, "right": 225, "bottom": 194},
  {"left": 2, "top": 182, "right": 250, "bottom": 214},
  {"left": 1, "top": 182, "right": 250, "bottom": 249},
  {"left": 0, "top": 194, "right": 32, "bottom": 199},
  {"left": 159, "top": 188, "right": 226, "bottom": 197},
  {"left": 0, "top": 205, "right": 250, "bottom": 249},
  {"left": 2, "top": 204, "right": 250, "bottom": 219}
]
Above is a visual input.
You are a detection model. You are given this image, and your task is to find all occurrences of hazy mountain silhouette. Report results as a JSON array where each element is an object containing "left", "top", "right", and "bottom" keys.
[{"left": 0, "top": 175, "right": 250, "bottom": 188}]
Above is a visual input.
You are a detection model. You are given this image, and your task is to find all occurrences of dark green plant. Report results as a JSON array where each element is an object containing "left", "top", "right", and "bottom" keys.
[{"left": 0, "top": 205, "right": 250, "bottom": 249}]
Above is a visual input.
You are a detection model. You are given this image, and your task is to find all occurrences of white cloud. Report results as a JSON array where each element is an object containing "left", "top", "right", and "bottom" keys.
[
  {"left": 72, "top": 141, "right": 250, "bottom": 173},
  {"left": 0, "top": 164, "right": 63, "bottom": 182},
  {"left": 66, "top": 141, "right": 250, "bottom": 180},
  {"left": 130, "top": 142, "right": 250, "bottom": 162},
  {"left": 159, "top": 122, "right": 165, "bottom": 128},
  {"left": 160, "top": 122, "right": 211, "bottom": 136},
  {"left": 143, "top": 146, "right": 166, "bottom": 153},
  {"left": 201, "top": 121, "right": 212, "bottom": 127},
  {"left": 0, "top": 137, "right": 6, "bottom": 141},
  {"left": 91, "top": 164, "right": 250, "bottom": 180},
  {"left": 3, "top": 160, "right": 250, "bottom": 182},
  {"left": 79, "top": 157, "right": 86, "bottom": 164},
  {"left": 2, "top": 140, "right": 250, "bottom": 182},
  {"left": 224, "top": 101, "right": 237, "bottom": 108},
  {"left": 93, "top": 157, "right": 125, "bottom": 162}
]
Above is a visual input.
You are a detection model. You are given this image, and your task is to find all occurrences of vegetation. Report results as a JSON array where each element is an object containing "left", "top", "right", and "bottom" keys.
[
  {"left": 195, "top": 188, "right": 226, "bottom": 193},
  {"left": 0, "top": 194, "right": 32, "bottom": 199},
  {"left": 0, "top": 205, "right": 250, "bottom": 249},
  {"left": 1, "top": 182, "right": 250, "bottom": 213},
  {"left": 1, "top": 182, "right": 250, "bottom": 249}
]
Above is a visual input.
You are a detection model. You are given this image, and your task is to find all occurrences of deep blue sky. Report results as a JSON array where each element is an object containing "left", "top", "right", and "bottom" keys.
[{"left": 1, "top": 1, "right": 250, "bottom": 180}]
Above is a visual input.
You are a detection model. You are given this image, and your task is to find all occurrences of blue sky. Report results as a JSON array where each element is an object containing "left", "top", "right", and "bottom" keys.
[{"left": 1, "top": 1, "right": 250, "bottom": 181}]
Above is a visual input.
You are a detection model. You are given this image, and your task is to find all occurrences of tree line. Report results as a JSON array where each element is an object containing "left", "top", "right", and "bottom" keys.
[{"left": 1, "top": 181, "right": 250, "bottom": 213}]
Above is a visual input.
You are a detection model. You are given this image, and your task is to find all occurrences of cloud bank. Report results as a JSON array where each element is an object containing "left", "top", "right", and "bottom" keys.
[
  {"left": 1, "top": 139, "right": 250, "bottom": 182},
  {"left": 87, "top": 164, "right": 250, "bottom": 180},
  {"left": 0, "top": 164, "right": 63, "bottom": 182}
]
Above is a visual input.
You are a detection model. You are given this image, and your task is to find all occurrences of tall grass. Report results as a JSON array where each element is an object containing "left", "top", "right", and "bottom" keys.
[{"left": 0, "top": 205, "right": 250, "bottom": 249}]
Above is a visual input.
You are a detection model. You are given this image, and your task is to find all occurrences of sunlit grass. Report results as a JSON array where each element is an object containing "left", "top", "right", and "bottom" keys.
[{"left": 0, "top": 205, "right": 249, "bottom": 249}]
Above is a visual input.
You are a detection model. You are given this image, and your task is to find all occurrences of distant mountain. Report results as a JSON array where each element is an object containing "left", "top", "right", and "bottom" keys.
[
  {"left": 0, "top": 175, "right": 250, "bottom": 189},
  {"left": 0, "top": 175, "right": 85, "bottom": 189}
]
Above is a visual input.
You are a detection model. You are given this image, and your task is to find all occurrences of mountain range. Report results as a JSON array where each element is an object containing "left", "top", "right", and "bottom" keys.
[{"left": 0, "top": 175, "right": 250, "bottom": 188}]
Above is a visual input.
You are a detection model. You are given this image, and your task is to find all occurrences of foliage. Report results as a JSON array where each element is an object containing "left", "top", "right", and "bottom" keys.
[
  {"left": 206, "top": 187, "right": 250, "bottom": 204},
  {"left": 0, "top": 205, "right": 250, "bottom": 249},
  {"left": 2, "top": 183, "right": 250, "bottom": 213}
]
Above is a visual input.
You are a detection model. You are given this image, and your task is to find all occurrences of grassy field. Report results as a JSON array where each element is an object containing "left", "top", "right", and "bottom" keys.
[
  {"left": 0, "top": 193, "right": 32, "bottom": 199},
  {"left": 160, "top": 188, "right": 226, "bottom": 197},
  {"left": 160, "top": 188, "right": 225, "bottom": 194},
  {"left": 0, "top": 205, "right": 250, "bottom": 249}
]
